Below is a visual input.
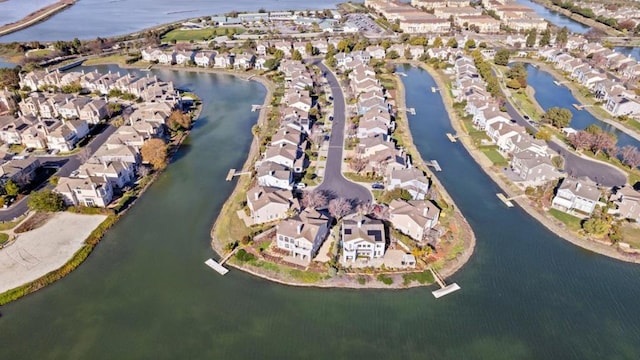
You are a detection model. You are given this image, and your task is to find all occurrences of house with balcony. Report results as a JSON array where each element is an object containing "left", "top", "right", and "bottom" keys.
[
  {"left": 275, "top": 208, "right": 330, "bottom": 263},
  {"left": 54, "top": 175, "right": 114, "bottom": 208},
  {"left": 551, "top": 178, "right": 601, "bottom": 216},
  {"left": 246, "top": 186, "right": 294, "bottom": 225},
  {"left": 341, "top": 213, "right": 386, "bottom": 262}
]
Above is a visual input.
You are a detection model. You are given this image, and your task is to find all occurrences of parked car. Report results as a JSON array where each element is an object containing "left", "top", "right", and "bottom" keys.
[
  {"left": 293, "top": 183, "right": 306, "bottom": 190},
  {"left": 371, "top": 183, "right": 384, "bottom": 190}
]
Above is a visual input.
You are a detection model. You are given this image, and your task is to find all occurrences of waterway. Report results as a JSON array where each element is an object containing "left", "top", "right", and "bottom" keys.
[
  {"left": 524, "top": 63, "right": 640, "bottom": 149},
  {"left": 0, "top": 0, "right": 345, "bottom": 42},
  {"left": 0, "top": 0, "right": 58, "bottom": 28},
  {"left": 515, "top": 0, "right": 590, "bottom": 34},
  {"left": 0, "top": 57, "right": 17, "bottom": 68},
  {"left": 615, "top": 47, "right": 640, "bottom": 63},
  {"left": 1, "top": 64, "right": 640, "bottom": 359}
]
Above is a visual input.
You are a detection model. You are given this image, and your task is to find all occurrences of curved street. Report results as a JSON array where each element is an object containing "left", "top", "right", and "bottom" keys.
[{"left": 311, "top": 60, "right": 372, "bottom": 206}]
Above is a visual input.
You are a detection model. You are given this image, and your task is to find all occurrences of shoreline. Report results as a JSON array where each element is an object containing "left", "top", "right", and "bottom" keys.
[
  {"left": 0, "top": 0, "right": 77, "bottom": 37},
  {"left": 528, "top": 0, "right": 620, "bottom": 36},
  {"left": 419, "top": 62, "right": 640, "bottom": 265},
  {"left": 207, "top": 60, "right": 475, "bottom": 288}
]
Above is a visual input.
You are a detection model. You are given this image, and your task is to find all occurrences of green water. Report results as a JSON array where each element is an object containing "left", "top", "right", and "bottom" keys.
[{"left": 0, "top": 65, "right": 639, "bottom": 359}]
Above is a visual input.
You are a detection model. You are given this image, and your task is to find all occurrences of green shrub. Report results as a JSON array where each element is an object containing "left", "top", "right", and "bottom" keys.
[
  {"left": 377, "top": 274, "right": 393, "bottom": 285},
  {"left": 235, "top": 249, "right": 256, "bottom": 262}
]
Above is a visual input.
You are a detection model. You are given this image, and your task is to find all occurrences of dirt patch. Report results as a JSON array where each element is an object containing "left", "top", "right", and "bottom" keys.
[{"left": 14, "top": 213, "right": 53, "bottom": 234}]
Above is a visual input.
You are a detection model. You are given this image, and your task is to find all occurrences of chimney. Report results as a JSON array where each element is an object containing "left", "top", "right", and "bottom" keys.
[
  {"left": 423, "top": 206, "right": 428, "bottom": 217},
  {"left": 357, "top": 219, "right": 363, "bottom": 228},
  {"left": 254, "top": 190, "right": 260, "bottom": 201},
  {"left": 297, "top": 223, "right": 303, "bottom": 234},
  {"left": 575, "top": 182, "right": 581, "bottom": 191}
]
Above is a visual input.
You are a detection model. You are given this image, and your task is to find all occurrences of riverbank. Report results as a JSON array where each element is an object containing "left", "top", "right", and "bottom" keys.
[
  {"left": 515, "top": 58, "right": 640, "bottom": 142},
  {"left": 0, "top": 0, "right": 77, "bottom": 37},
  {"left": 528, "top": 0, "right": 620, "bottom": 36},
  {"left": 422, "top": 61, "right": 640, "bottom": 265}
]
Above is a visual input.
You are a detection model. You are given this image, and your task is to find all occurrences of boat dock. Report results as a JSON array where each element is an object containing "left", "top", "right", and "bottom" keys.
[
  {"left": 225, "top": 169, "right": 252, "bottom": 181},
  {"left": 205, "top": 247, "right": 240, "bottom": 276},
  {"left": 553, "top": 80, "right": 568, "bottom": 86},
  {"left": 251, "top": 104, "right": 262, "bottom": 112},
  {"left": 431, "top": 87, "right": 440, "bottom": 93},
  {"left": 496, "top": 193, "right": 526, "bottom": 207},
  {"left": 446, "top": 133, "right": 457, "bottom": 142},
  {"left": 429, "top": 267, "right": 460, "bottom": 298},
  {"left": 428, "top": 160, "right": 442, "bottom": 172},
  {"left": 572, "top": 103, "right": 582, "bottom": 110}
]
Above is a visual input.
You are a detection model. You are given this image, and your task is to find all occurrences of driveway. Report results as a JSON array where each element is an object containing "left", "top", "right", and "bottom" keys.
[
  {"left": 311, "top": 60, "right": 372, "bottom": 206},
  {"left": 0, "top": 124, "right": 117, "bottom": 221}
]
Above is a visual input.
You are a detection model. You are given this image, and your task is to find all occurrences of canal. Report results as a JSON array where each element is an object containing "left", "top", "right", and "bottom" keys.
[
  {"left": 515, "top": 0, "right": 590, "bottom": 34},
  {"left": 524, "top": 63, "right": 640, "bottom": 149},
  {"left": 0, "top": 64, "right": 639, "bottom": 359}
]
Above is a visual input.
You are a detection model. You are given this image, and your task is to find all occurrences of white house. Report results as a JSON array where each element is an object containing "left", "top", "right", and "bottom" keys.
[
  {"left": 551, "top": 178, "right": 601, "bottom": 215},
  {"left": 341, "top": 213, "right": 386, "bottom": 262},
  {"left": 275, "top": 208, "right": 330, "bottom": 263},
  {"left": 54, "top": 176, "right": 114, "bottom": 208}
]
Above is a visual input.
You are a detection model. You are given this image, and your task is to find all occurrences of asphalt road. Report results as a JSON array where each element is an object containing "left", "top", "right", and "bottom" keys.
[
  {"left": 0, "top": 124, "right": 117, "bottom": 221},
  {"left": 311, "top": 60, "right": 372, "bottom": 206},
  {"left": 497, "top": 69, "right": 626, "bottom": 187}
]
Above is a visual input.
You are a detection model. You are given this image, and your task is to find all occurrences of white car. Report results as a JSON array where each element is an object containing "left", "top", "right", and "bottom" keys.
[{"left": 293, "top": 183, "right": 306, "bottom": 190}]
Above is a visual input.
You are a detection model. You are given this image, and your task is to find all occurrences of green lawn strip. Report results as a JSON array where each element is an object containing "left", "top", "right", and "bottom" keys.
[
  {"left": 481, "top": 148, "right": 508, "bottom": 166},
  {"left": 162, "top": 27, "right": 245, "bottom": 42},
  {"left": 548, "top": 208, "right": 582, "bottom": 231}
]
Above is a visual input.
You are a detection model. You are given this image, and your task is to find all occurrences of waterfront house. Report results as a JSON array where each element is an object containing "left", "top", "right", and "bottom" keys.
[
  {"left": 256, "top": 161, "right": 292, "bottom": 190},
  {"left": 388, "top": 199, "right": 440, "bottom": 242},
  {"left": 271, "top": 126, "right": 303, "bottom": 148},
  {"left": 158, "top": 50, "right": 177, "bottom": 65},
  {"left": 386, "top": 167, "right": 430, "bottom": 200},
  {"left": 234, "top": 53, "right": 256, "bottom": 70},
  {"left": 246, "top": 185, "right": 293, "bottom": 225},
  {"left": 175, "top": 51, "right": 195, "bottom": 65},
  {"left": 486, "top": 122, "right": 527, "bottom": 153},
  {"left": 551, "top": 178, "right": 601, "bottom": 216},
  {"left": 92, "top": 143, "right": 140, "bottom": 165},
  {"left": 141, "top": 47, "right": 164, "bottom": 62},
  {"left": 262, "top": 143, "right": 301, "bottom": 170},
  {"left": 55, "top": 175, "right": 114, "bottom": 208},
  {"left": 194, "top": 51, "right": 216, "bottom": 67},
  {"left": 510, "top": 150, "right": 563, "bottom": 187},
  {"left": 357, "top": 119, "right": 389, "bottom": 139},
  {"left": 609, "top": 186, "right": 640, "bottom": 222},
  {"left": 341, "top": 213, "right": 386, "bottom": 262},
  {"left": 275, "top": 208, "right": 330, "bottom": 263},
  {"left": 214, "top": 53, "right": 235, "bottom": 68},
  {"left": 77, "top": 160, "right": 136, "bottom": 189},
  {"left": 605, "top": 94, "right": 640, "bottom": 117},
  {"left": 366, "top": 45, "right": 386, "bottom": 60}
]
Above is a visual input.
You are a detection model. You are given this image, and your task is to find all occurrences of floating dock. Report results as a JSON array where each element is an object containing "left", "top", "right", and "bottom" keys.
[
  {"left": 406, "top": 107, "right": 416, "bottom": 115},
  {"left": 205, "top": 258, "right": 229, "bottom": 275},
  {"left": 251, "top": 104, "right": 262, "bottom": 112},
  {"left": 572, "top": 103, "right": 582, "bottom": 110},
  {"left": 446, "top": 133, "right": 457, "bottom": 142},
  {"left": 431, "top": 86, "right": 439, "bottom": 93},
  {"left": 428, "top": 160, "right": 442, "bottom": 172},
  {"left": 429, "top": 267, "right": 460, "bottom": 298},
  {"left": 496, "top": 193, "right": 514, "bottom": 207},
  {"left": 225, "top": 169, "right": 236, "bottom": 181}
]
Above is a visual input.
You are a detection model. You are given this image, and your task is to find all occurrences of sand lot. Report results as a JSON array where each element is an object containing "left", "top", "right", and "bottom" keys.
[{"left": 0, "top": 212, "right": 107, "bottom": 294}]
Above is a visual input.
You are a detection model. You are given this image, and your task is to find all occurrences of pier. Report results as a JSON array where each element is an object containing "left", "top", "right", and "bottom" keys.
[
  {"left": 496, "top": 193, "right": 526, "bottom": 207},
  {"left": 446, "top": 133, "right": 458, "bottom": 142},
  {"left": 401, "top": 107, "right": 416, "bottom": 115},
  {"left": 427, "top": 160, "right": 442, "bottom": 172},
  {"left": 431, "top": 87, "right": 440, "bottom": 93},
  {"left": 251, "top": 104, "right": 262, "bottom": 112},
  {"left": 225, "top": 168, "right": 252, "bottom": 181},
  {"left": 553, "top": 80, "right": 569, "bottom": 86},
  {"left": 429, "top": 267, "right": 461, "bottom": 298},
  {"left": 204, "top": 247, "right": 240, "bottom": 275}
]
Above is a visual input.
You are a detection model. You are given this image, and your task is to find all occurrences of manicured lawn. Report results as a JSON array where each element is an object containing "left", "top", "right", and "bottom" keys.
[
  {"left": 0, "top": 215, "right": 26, "bottom": 231},
  {"left": 0, "top": 232, "right": 9, "bottom": 245},
  {"left": 83, "top": 54, "right": 133, "bottom": 66},
  {"left": 162, "top": 27, "right": 245, "bottom": 42},
  {"left": 548, "top": 208, "right": 583, "bottom": 231},
  {"left": 481, "top": 148, "right": 508, "bottom": 166},
  {"left": 621, "top": 224, "right": 640, "bottom": 249},
  {"left": 511, "top": 90, "right": 541, "bottom": 120},
  {"left": 27, "top": 49, "right": 53, "bottom": 57}
]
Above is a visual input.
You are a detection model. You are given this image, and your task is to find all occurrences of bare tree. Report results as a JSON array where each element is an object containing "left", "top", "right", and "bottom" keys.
[
  {"left": 137, "top": 165, "right": 151, "bottom": 178},
  {"left": 77, "top": 147, "right": 92, "bottom": 163},
  {"left": 591, "top": 132, "right": 617, "bottom": 156},
  {"left": 619, "top": 145, "right": 640, "bottom": 169},
  {"left": 301, "top": 189, "right": 328, "bottom": 209},
  {"left": 329, "top": 197, "right": 353, "bottom": 219},
  {"left": 349, "top": 157, "right": 367, "bottom": 174},
  {"left": 568, "top": 131, "right": 592, "bottom": 152}
]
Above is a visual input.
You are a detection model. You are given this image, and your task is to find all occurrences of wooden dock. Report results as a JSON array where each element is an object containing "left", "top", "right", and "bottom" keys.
[
  {"left": 429, "top": 267, "right": 460, "bottom": 298},
  {"left": 572, "top": 103, "right": 583, "bottom": 110},
  {"left": 225, "top": 169, "right": 236, "bottom": 181},
  {"left": 204, "top": 247, "right": 240, "bottom": 276},
  {"left": 431, "top": 86, "right": 439, "bottom": 93},
  {"left": 446, "top": 133, "right": 457, "bottom": 142},
  {"left": 496, "top": 193, "right": 514, "bottom": 207},
  {"left": 428, "top": 160, "right": 442, "bottom": 172},
  {"left": 251, "top": 104, "right": 262, "bottom": 112}
]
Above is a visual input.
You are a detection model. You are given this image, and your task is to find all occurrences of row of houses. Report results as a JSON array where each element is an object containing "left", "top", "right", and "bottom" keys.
[
  {"left": 141, "top": 47, "right": 261, "bottom": 69},
  {"left": 538, "top": 44, "right": 640, "bottom": 118}
]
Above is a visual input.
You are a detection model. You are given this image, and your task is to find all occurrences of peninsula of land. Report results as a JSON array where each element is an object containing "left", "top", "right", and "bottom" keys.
[{"left": 0, "top": 0, "right": 77, "bottom": 37}]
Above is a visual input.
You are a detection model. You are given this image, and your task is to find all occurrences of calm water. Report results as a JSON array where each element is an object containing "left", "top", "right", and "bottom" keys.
[
  {"left": 525, "top": 63, "right": 640, "bottom": 149},
  {"left": 0, "top": 0, "right": 345, "bottom": 42},
  {"left": 515, "top": 0, "right": 590, "bottom": 34},
  {"left": 0, "top": 0, "right": 58, "bottom": 27},
  {"left": 615, "top": 47, "right": 640, "bottom": 63},
  {"left": 0, "top": 65, "right": 639, "bottom": 359},
  {"left": 0, "top": 57, "right": 17, "bottom": 68}
]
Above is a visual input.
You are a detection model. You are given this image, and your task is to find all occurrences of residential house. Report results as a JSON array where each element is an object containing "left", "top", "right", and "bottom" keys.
[
  {"left": 552, "top": 178, "right": 601, "bottom": 215},
  {"left": 46, "top": 120, "right": 89, "bottom": 152},
  {"left": 388, "top": 199, "right": 440, "bottom": 242},
  {"left": 246, "top": 186, "right": 293, "bottom": 225},
  {"left": 76, "top": 161, "right": 136, "bottom": 189},
  {"left": 54, "top": 175, "right": 114, "bottom": 208},
  {"left": 175, "top": 50, "right": 195, "bottom": 65},
  {"left": 387, "top": 167, "right": 430, "bottom": 200},
  {"left": 341, "top": 213, "right": 386, "bottom": 262},
  {"left": 194, "top": 51, "right": 216, "bottom": 67},
  {"left": 0, "top": 158, "right": 40, "bottom": 185},
  {"left": 275, "top": 208, "right": 330, "bottom": 263},
  {"left": 256, "top": 161, "right": 292, "bottom": 190},
  {"left": 606, "top": 94, "right": 640, "bottom": 117},
  {"left": 79, "top": 98, "right": 108, "bottom": 124},
  {"left": 609, "top": 186, "right": 640, "bottom": 222},
  {"left": 510, "top": 150, "right": 563, "bottom": 187}
]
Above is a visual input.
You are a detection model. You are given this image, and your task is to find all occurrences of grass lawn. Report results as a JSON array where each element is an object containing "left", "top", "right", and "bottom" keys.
[
  {"left": 0, "top": 214, "right": 26, "bottom": 231},
  {"left": 27, "top": 49, "right": 53, "bottom": 57},
  {"left": 83, "top": 54, "right": 133, "bottom": 66},
  {"left": 548, "top": 208, "right": 583, "bottom": 231},
  {"left": 162, "top": 27, "right": 245, "bottom": 42},
  {"left": 620, "top": 224, "right": 640, "bottom": 249},
  {"left": 481, "top": 148, "right": 508, "bottom": 166},
  {"left": 511, "top": 90, "right": 541, "bottom": 120},
  {"left": 0, "top": 232, "right": 9, "bottom": 246},
  {"left": 343, "top": 172, "right": 382, "bottom": 183}
]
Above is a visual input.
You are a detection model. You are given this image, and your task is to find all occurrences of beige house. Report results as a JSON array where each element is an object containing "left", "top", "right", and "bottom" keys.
[
  {"left": 609, "top": 186, "right": 640, "bottom": 222},
  {"left": 55, "top": 176, "right": 114, "bottom": 208},
  {"left": 0, "top": 158, "right": 40, "bottom": 186},
  {"left": 341, "top": 213, "right": 386, "bottom": 262},
  {"left": 246, "top": 186, "right": 293, "bottom": 225},
  {"left": 388, "top": 199, "right": 440, "bottom": 242},
  {"left": 275, "top": 208, "right": 331, "bottom": 263}
]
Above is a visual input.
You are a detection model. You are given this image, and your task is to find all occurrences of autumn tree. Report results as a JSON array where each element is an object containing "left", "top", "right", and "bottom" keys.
[
  {"left": 542, "top": 107, "right": 572, "bottom": 128},
  {"left": 301, "top": 189, "right": 328, "bottom": 209},
  {"left": 168, "top": 109, "right": 192, "bottom": 131},
  {"left": 446, "top": 37, "right": 458, "bottom": 48},
  {"left": 432, "top": 37, "right": 443, "bottom": 48},
  {"left": 329, "top": 197, "right": 353, "bottom": 219},
  {"left": 568, "top": 131, "right": 593, "bottom": 151},
  {"left": 4, "top": 180, "right": 19, "bottom": 197},
  {"left": 619, "top": 145, "right": 640, "bottom": 169},
  {"left": 464, "top": 39, "right": 476, "bottom": 50},
  {"left": 582, "top": 217, "right": 609, "bottom": 235},
  {"left": 141, "top": 138, "right": 168, "bottom": 170},
  {"left": 535, "top": 128, "right": 552, "bottom": 141}
]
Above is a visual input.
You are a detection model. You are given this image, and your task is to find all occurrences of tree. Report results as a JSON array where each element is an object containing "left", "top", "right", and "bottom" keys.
[
  {"left": 106, "top": 102, "right": 122, "bottom": 118},
  {"left": 506, "top": 79, "right": 522, "bottom": 89},
  {"left": 167, "top": 110, "right": 192, "bottom": 131},
  {"left": 328, "top": 197, "right": 353, "bottom": 219},
  {"left": 387, "top": 50, "right": 399, "bottom": 60},
  {"left": 526, "top": 29, "right": 537, "bottom": 48},
  {"left": 582, "top": 217, "right": 610, "bottom": 235},
  {"left": 464, "top": 39, "right": 476, "bottom": 50},
  {"left": 568, "top": 131, "right": 593, "bottom": 151},
  {"left": 291, "top": 49, "right": 303, "bottom": 61},
  {"left": 349, "top": 157, "right": 367, "bottom": 174},
  {"left": 535, "top": 128, "right": 552, "bottom": 141},
  {"left": 301, "top": 189, "right": 329, "bottom": 209},
  {"left": 556, "top": 26, "right": 569, "bottom": 47},
  {"left": 432, "top": 37, "right": 443, "bottom": 48},
  {"left": 141, "top": 138, "right": 168, "bottom": 170},
  {"left": 28, "top": 189, "right": 66, "bottom": 212},
  {"left": 584, "top": 124, "right": 602, "bottom": 135},
  {"left": 494, "top": 49, "right": 510, "bottom": 66},
  {"left": 4, "top": 180, "right": 19, "bottom": 197},
  {"left": 506, "top": 62, "right": 528, "bottom": 88},
  {"left": 619, "top": 145, "right": 640, "bottom": 169},
  {"left": 446, "top": 38, "right": 458, "bottom": 48},
  {"left": 305, "top": 42, "right": 314, "bottom": 56},
  {"left": 539, "top": 29, "right": 551, "bottom": 47},
  {"left": 0, "top": 67, "right": 20, "bottom": 90},
  {"left": 543, "top": 107, "right": 572, "bottom": 128},
  {"left": 264, "top": 58, "right": 280, "bottom": 71},
  {"left": 591, "top": 132, "right": 617, "bottom": 156}
]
